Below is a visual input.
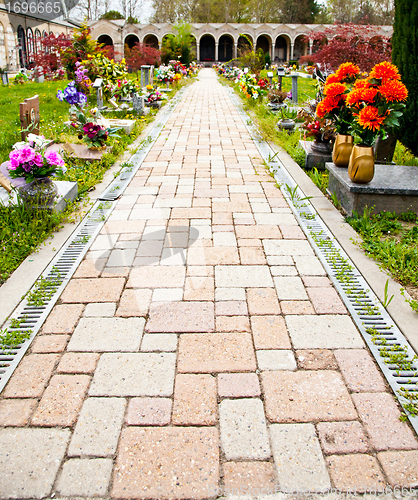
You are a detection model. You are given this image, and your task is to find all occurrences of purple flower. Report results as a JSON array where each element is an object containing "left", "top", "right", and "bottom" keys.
[
  {"left": 56, "top": 89, "right": 65, "bottom": 101},
  {"left": 44, "top": 150, "right": 65, "bottom": 167},
  {"left": 83, "top": 123, "right": 102, "bottom": 139},
  {"left": 34, "top": 153, "right": 44, "bottom": 167},
  {"left": 22, "top": 163, "right": 33, "bottom": 173},
  {"left": 17, "top": 146, "right": 35, "bottom": 163}
]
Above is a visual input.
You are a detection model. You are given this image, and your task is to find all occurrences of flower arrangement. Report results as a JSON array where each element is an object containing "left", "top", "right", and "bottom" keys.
[
  {"left": 238, "top": 72, "right": 265, "bottom": 100},
  {"left": 71, "top": 109, "right": 120, "bottom": 149},
  {"left": 267, "top": 89, "right": 290, "bottom": 104},
  {"left": 156, "top": 65, "right": 176, "bottom": 84},
  {"left": 106, "top": 79, "right": 138, "bottom": 100},
  {"left": 298, "top": 100, "right": 336, "bottom": 143},
  {"left": 145, "top": 89, "right": 164, "bottom": 104},
  {"left": 75, "top": 62, "right": 92, "bottom": 93},
  {"left": 57, "top": 81, "right": 87, "bottom": 107}
]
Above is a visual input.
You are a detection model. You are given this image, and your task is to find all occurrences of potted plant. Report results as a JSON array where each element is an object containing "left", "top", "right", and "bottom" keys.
[
  {"left": 144, "top": 87, "right": 165, "bottom": 108},
  {"left": 277, "top": 106, "right": 298, "bottom": 132},
  {"left": 57, "top": 81, "right": 87, "bottom": 120},
  {"left": 299, "top": 100, "right": 336, "bottom": 154},
  {"left": 267, "top": 89, "right": 289, "bottom": 111},
  {"left": 70, "top": 109, "right": 121, "bottom": 150}
]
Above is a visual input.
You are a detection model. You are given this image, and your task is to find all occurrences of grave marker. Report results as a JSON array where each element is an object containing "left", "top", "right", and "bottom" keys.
[
  {"left": 132, "top": 93, "right": 145, "bottom": 115},
  {"left": 93, "top": 78, "right": 105, "bottom": 110},
  {"left": 141, "top": 65, "right": 151, "bottom": 88},
  {"left": 277, "top": 67, "right": 285, "bottom": 90},
  {"left": 20, "top": 95, "right": 40, "bottom": 140},
  {"left": 267, "top": 71, "right": 274, "bottom": 86}
]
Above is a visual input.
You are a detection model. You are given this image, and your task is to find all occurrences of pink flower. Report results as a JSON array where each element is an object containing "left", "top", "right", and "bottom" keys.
[
  {"left": 34, "top": 153, "right": 44, "bottom": 167},
  {"left": 18, "top": 146, "right": 35, "bottom": 163},
  {"left": 44, "top": 150, "right": 65, "bottom": 167},
  {"left": 7, "top": 160, "right": 17, "bottom": 171}
]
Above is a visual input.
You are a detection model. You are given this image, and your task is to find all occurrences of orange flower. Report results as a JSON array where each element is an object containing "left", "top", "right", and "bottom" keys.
[
  {"left": 346, "top": 89, "right": 364, "bottom": 106},
  {"left": 354, "top": 79, "right": 370, "bottom": 89},
  {"left": 357, "top": 106, "right": 386, "bottom": 131},
  {"left": 335, "top": 62, "right": 360, "bottom": 81},
  {"left": 324, "top": 82, "right": 347, "bottom": 98},
  {"left": 369, "top": 61, "right": 401, "bottom": 83},
  {"left": 379, "top": 80, "right": 408, "bottom": 102},
  {"left": 360, "top": 87, "right": 378, "bottom": 103},
  {"left": 316, "top": 95, "right": 343, "bottom": 117},
  {"left": 325, "top": 73, "right": 340, "bottom": 85}
]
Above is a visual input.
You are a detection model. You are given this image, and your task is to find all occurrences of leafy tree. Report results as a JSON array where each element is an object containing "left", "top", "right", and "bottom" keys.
[
  {"left": 126, "top": 16, "right": 139, "bottom": 23},
  {"left": 161, "top": 22, "right": 195, "bottom": 64},
  {"left": 31, "top": 33, "right": 72, "bottom": 76},
  {"left": 300, "top": 23, "right": 391, "bottom": 72},
  {"left": 280, "top": 0, "right": 319, "bottom": 23},
  {"left": 125, "top": 43, "right": 161, "bottom": 78},
  {"left": 61, "top": 23, "right": 98, "bottom": 78},
  {"left": 237, "top": 35, "right": 265, "bottom": 73},
  {"left": 100, "top": 10, "right": 124, "bottom": 19},
  {"left": 391, "top": 0, "right": 418, "bottom": 155}
]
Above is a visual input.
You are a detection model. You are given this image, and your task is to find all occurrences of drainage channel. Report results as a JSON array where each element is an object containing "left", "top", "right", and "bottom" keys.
[
  {"left": 0, "top": 87, "right": 188, "bottom": 394},
  {"left": 229, "top": 88, "right": 418, "bottom": 433}
]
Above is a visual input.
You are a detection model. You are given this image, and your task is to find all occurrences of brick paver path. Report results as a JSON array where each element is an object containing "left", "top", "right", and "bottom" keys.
[{"left": 1, "top": 69, "right": 418, "bottom": 498}]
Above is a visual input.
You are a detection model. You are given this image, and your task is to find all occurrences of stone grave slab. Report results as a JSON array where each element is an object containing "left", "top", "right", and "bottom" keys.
[
  {"left": 62, "top": 143, "right": 106, "bottom": 161},
  {"left": 326, "top": 162, "right": 418, "bottom": 216},
  {"left": 20, "top": 95, "right": 40, "bottom": 140},
  {"left": 98, "top": 117, "right": 136, "bottom": 135},
  {"left": 300, "top": 140, "right": 332, "bottom": 170}
]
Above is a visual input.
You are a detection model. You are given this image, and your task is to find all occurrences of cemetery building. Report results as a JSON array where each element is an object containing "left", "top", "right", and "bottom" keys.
[{"left": 88, "top": 19, "right": 393, "bottom": 64}]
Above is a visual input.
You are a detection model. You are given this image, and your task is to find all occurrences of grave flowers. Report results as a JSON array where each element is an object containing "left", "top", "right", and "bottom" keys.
[
  {"left": 71, "top": 108, "right": 120, "bottom": 150},
  {"left": 155, "top": 65, "right": 176, "bottom": 85},
  {"left": 106, "top": 79, "right": 138, "bottom": 100},
  {"left": 56, "top": 81, "right": 87, "bottom": 107}
]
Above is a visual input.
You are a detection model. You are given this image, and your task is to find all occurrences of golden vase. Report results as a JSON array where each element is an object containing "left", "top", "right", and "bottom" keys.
[
  {"left": 348, "top": 145, "right": 375, "bottom": 184},
  {"left": 332, "top": 134, "right": 354, "bottom": 167}
]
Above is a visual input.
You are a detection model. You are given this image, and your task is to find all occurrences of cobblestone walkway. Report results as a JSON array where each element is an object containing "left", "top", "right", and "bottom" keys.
[{"left": 1, "top": 69, "right": 418, "bottom": 499}]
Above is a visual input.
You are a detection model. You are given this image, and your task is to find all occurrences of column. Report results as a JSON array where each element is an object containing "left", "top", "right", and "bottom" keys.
[
  {"left": 234, "top": 42, "right": 238, "bottom": 60},
  {"left": 215, "top": 42, "right": 218, "bottom": 62},
  {"left": 290, "top": 42, "right": 294, "bottom": 61},
  {"left": 309, "top": 40, "right": 313, "bottom": 55},
  {"left": 196, "top": 42, "right": 200, "bottom": 62}
]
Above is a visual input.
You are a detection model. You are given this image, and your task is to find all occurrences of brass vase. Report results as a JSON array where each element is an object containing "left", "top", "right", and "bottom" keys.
[
  {"left": 348, "top": 145, "right": 375, "bottom": 184},
  {"left": 332, "top": 134, "right": 354, "bottom": 167}
]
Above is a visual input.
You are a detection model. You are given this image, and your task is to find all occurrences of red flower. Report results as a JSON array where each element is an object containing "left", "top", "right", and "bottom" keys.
[
  {"left": 357, "top": 106, "right": 386, "bottom": 131},
  {"left": 335, "top": 62, "right": 360, "bottom": 81},
  {"left": 324, "top": 82, "right": 347, "bottom": 98},
  {"left": 316, "top": 95, "right": 343, "bottom": 117},
  {"left": 325, "top": 74, "right": 340, "bottom": 85},
  {"left": 379, "top": 80, "right": 408, "bottom": 102},
  {"left": 369, "top": 61, "right": 401, "bottom": 83}
]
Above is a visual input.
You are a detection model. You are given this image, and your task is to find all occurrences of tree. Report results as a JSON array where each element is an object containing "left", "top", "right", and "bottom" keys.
[
  {"left": 391, "top": 0, "right": 418, "bottom": 155},
  {"left": 161, "top": 21, "right": 195, "bottom": 64},
  {"left": 300, "top": 23, "right": 391, "bottom": 71},
  {"left": 280, "top": 0, "right": 319, "bottom": 23},
  {"left": 125, "top": 43, "right": 161, "bottom": 78},
  {"left": 31, "top": 34, "right": 72, "bottom": 76},
  {"left": 100, "top": 10, "right": 124, "bottom": 19}
]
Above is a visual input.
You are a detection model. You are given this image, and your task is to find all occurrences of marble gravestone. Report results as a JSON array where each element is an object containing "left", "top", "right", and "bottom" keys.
[
  {"left": 141, "top": 65, "right": 151, "bottom": 88},
  {"left": 133, "top": 93, "right": 144, "bottom": 115},
  {"left": 93, "top": 78, "right": 105, "bottom": 110},
  {"left": 20, "top": 95, "right": 40, "bottom": 140}
]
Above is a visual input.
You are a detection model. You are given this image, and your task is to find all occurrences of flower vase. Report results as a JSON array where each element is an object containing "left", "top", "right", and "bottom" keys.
[
  {"left": 311, "top": 140, "right": 333, "bottom": 155},
  {"left": 332, "top": 134, "right": 354, "bottom": 167},
  {"left": 88, "top": 145, "right": 106, "bottom": 151},
  {"left": 17, "top": 177, "right": 58, "bottom": 207},
  {"left": 166, "top": 81, "right": 170, "bottom": 89},
  {"left": 348, "top": 145, "right": 375, "bottom": 184}
]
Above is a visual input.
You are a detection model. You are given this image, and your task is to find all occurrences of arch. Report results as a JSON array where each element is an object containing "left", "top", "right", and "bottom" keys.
[
  {"left": 35, "top": 28, "right": 42, "bottom": 53},
  {"left": 124, "top": 33, "right": 139, "bottom": 51},
  {"left": 143, "top": 33, "right": 159, "bottom": 49},
  {"left": 98, "top": 34, "right": 114, "bottom": 47},
  {"left": 293, "top": 34, "right": 307, "bottom": 60},
  {"left": 218, "top": 34, "right": 233, "bottom": 62},
  {"left": 256, "top": 34, "right": 271, "bottom": 58},
  {"left": 199, "top": 34, "right": 215, "bottom": 62},
  {"left": 274, "top": 34, "right": 290, "bottom": 62},
  {"left": 27, "top": 27, "right": 35, "bottom": 59},
  {"left": 0, "top": 23, "right": 6, "bottom": 68},
  {"left": 237, "top": 34, "right": 253, "bottom": 57},
  {"left": 17, "top": 25, "right": 27, "bottom": 67}
]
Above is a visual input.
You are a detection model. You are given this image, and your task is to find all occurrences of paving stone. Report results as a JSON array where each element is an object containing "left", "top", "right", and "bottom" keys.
[
  {"left": 90, "top": 234, "right": 119, "bottom": 251},
  {"left": 31, "top": 374, "right": 90, "bottom": 426},
  {"left": 266, "top": 255, "right": 294, "bottom": 266},
  {"left": 239, "top": 247, "right": 267, "bottom": 265},
  {"left": 68, "top": 397, "right": 126, "bottom": 456},
  {"left": 270, "top": 423, "right": 331, "bottom": 492},
  {"left": 187, "top": 265, "right": 214, "bottom": 277},
  {"left": 141, "top": 333, "right": 178, "bottom": 352},
  {"left": 83, "top": 302, "right": 116, "bottom": 317},
  {"left": 216, "top": 287, "right": 246, "bottom": 301},
  {"left": 188, "top": 246, "right": 240, "bottom": 265},
  {"left": 286, "top": 315, "right": 364, "bottom": 349},
  {"left": 296, "top": 349, "right": 338, "bottom": 370},
  {"left": 60, "top": 278, "right": 125, "bottom": 303},
  {"left": 327, "top": 454, "right": 385, "bottom": 493},
  {"left": 112, "top": 427, "right": 219, "bottom": 499},
  {"left": 256, "top": 350, "right": 297, "bottom": 371},
  {"left": 353, "top": 393, "right": 418, "bottom": 451},
  {"left": 215, "top": 300, "right": 248, "bottom": 316},
  {"left": 41, "top": 304, "right": 84, "bottom": 333},
  {"left": 270, "top": 265, "right": 298, "bottom": 276},
  {"left": 307, "top": 287, "right": 347, "bottom": 314},
  {"left": 263, "top": 239, "right": 314, "bottom": 256},
  {"left": 251, "top": 315, "right": 291, "bottom": 350},
  {"left": 216, "top": 315, "right": 251, "bottom": 332},
  {"left": 127, "top": 266, "right": 186, "bottom": 288},
  {"left": 280, "top": 300, "right": 315, "bottom": 315},
  {"left": 0, "top": 428, "right": 70, "bottom": 499},
  {"left": 102, "top": 265, "right": 131, "bottom": 277},
  {"left": 116, "top": 289, "right": 152, "bottom": 317},
  {"left": 146, "top": 301, "right": 214, "bottom": 332},
  {"left": 280, "top": 225, "right": 306, "bottom": 239},
  {"left": 378, "top": 450, "right": 418, "bottom": 487},
  {"left": 254, "top": 213, "right": 297, "bottom": 225},
  {"left": 303, "top": 276, "right": 332, "bottom": 287},
  {"left": 68, "top": 317, "right": 145, "bottom": 352},
  {"left": 56, "top": 458, "right": 113, "bottom": 496},
  {"left": 73, "top": 258, "right": 106, "bottom": 278},
  {"left": 274, "top": 276, "right": 308, "bottom": 301},
  {"left": 223, "top": 462, "right": 275, "bottom": 496},
  {"left": 184, "top": 276, "right": 214, "bottom": 301},
  {"left": 219, "top": 398, "right": 271, "bottom": 460},
  {"left": 213, "top": 232, "right": 237, "bottom": 247},
  {"left": 246, "top": 288, "right": 281, "bottom": 315},
  {"left": 218, "top": 373, "right": 261, "bottom": 398},
  {"left": 125, "top": 398, "right": 172, "bottom": 426},
  {"left": 235, "top": 225, "right": 282, "bottom": 239},
  {"left": 89, "top": 353, "right": 176, "bottom": 397},
  {"left": 215, "top": 265, "right": 273, "bottom": 288},
  {"left": 107, "top": 248, "right": 136, "bottom": 267},
  {"left": 172, "top": 374, "right": 217, "bottom": 425},
  {"left": 31, "top": 334, "right": 69, "bottom": 353},
  {"left": 178, "top": 333, "right": 256, "bottom": 373},
  {"left": 262, "top": 371, "right": 357, "bottom": 422},
  {"left": 335, "top": 349, "right": 387, "bottom": 392},
  {"left": 294, "top": 255, "right": 327, "bottom": 276},
  {"left": 0, "top": 399, "right": 37, "bottom": 426},
  {"left": 57, "top": 353, "right": 100, "bottom": 374},
  {"left": 3, "top": 354, "right": 59, "bottom": 398}
]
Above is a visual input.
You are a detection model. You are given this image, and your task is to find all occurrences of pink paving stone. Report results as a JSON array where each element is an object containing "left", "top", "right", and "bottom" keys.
[
  {"left": 216, "top": 316, "right": 251, "bottom": 332},
  {"left": 41, "top": 304, "right": 84, "bottom": 334},
  {"left": 115, "top": 289, "right": 152, "bottom": 317},
  {"left": 0, "top": 399, "right": 37, "bottom": 426},
  {"left": 187, "top": 247, "right": 240, "bottom": 266},
  {"left": 218, "top": 373, "right": 261, "bottom": 398},
  {"left": 187, "top": 266, "right": 214, "bottom": 277},
  {"left": 327, "top": 455, "right": 386, "bottom": 493},
  {"left": 146, "top": 301, "right": 215, "bottom": 333},
  {"left": 296, "top": 349, "right": 338, "bottom": 370},
  {"left": 101, "top": 266, "right": 131, "bottom": 278},
  {"left": 184, "top": 277, "right": 215, "bottom": 301},
  {"left": 317, "top": 421, "right": 369, "bottom": 454},
  {"left": 280, "top": 225, "right": 306, "bottom": 239},
  {"left": 31, "top": 374, "right": 90, "bottom": 427},
  {"left": 215, "top": 301, "right": 248, "bottom": 316},
  {"left": 57, "top": 353, "right": 100, "bottom": 374},
  {"left": 3, "top": 354, "right": 59, "bottom": 398},
  {"left": 378, "top": 450, "right": 418, "bottom": 487},
  {"left": 212, "top": 213, "right": 233, "bottom": 225},
  {"left": 334, "top": 349, "right": 387, "bottom": 392},
  {"left": 125, "top": 398, "right": 172, "bottom": 426},
  {"left": 127, "top": 266, "right": 185, "bottom": 288},
  {"left": 60, "top": 278, "right": 125, "bottom": 303},
  {"left": 239, "top": 248, "right": 267, "bottom": 265},
  {"left": 307, "top": 287, "right": 347, "bottom": 314},
  {"left": 31, "top": 334, "right": 69, "bottom": 353},
  {"left": 235, "top": 225, "right": 282, "bottom": 239},
  {"left": 280, "top": 301, "right": 315, "bottom": 315},
  {"left": 171, "top": 207, "right": 211, "bottom": 219},
  {"left": 101, "top": 220, "right": 145, "bottom": 234},
  {"left": 112, "top": 427, "right": 219, "bottom": 499},
  {"left": 262, "top": 370, "right": 357, "bottom": 423},
  {"left": 178, "top": 333, "right": 257, "bottom": 373},
  {"left": 303, "top": 276, "right": 332, "bottom": 287},
  {"left": 352, "top": 393, "right": 418, "bottom": 451},
  {"left": 246, "top": 288, "right": 281, "bottom": 315},
  {"left": 223, "top": 462, "right": 275, "bottom": 495},
  {"left": 73, "top": 259, "right": 106, "bottom": 278},
  {"left": 172, "top": 374, "right": 217, "bottom": 425},
  {"left": 237, "top": 238, "right": 263, "bottom": 248},
  {"left": 251, "top": 315, "right": 291, "bottom": 349}
]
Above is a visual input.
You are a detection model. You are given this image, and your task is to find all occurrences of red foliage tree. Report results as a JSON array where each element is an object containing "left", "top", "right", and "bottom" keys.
[
  {"left": 125, "top": 43, "right": 161, "bottom": 78},
  {"left": 300, "top": 23, "right": 391, "bottom": 72},
  {"left": 31, "top": 33, "right": 72, "bottom": 77}
]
